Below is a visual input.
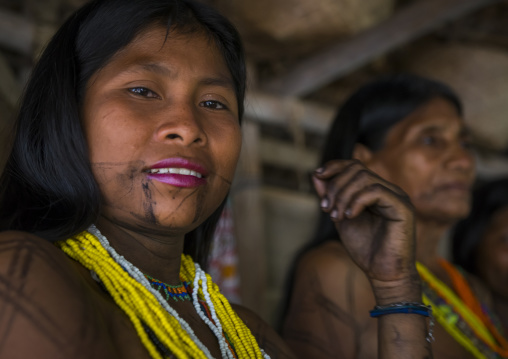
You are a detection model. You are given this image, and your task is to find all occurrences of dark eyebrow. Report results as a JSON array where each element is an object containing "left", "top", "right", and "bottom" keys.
[
  {"left": 199, "top": 77, "right": 235, "bottom": 91},
  {"left": 125, "top": 62, "right": 235, "bottom": 90},
  {"left": 137, "top": 63, "right": 174, "bottom": 77},
  {"left": 418, "top": 123, "right": 471, "bottom": 136}
]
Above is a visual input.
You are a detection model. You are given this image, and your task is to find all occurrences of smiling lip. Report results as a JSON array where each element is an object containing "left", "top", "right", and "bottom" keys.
[{"left": 145, "top": 158, "right": 208, "bottom": 188}]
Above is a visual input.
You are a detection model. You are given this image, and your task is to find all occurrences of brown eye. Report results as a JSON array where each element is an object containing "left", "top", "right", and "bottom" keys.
[
  {"left": 200, "top": 100, "right": 227, "bottom": 110},
  {"left": 422, "top": 135, "right": 437, "bottom": 145},
  {"left": 128, "top": 87, "right": 160, "bottom": 99}
]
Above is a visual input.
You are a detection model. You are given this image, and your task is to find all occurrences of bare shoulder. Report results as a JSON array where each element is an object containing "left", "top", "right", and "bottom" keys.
[
  {"left": 0, "top": 229, "right": 71, "bottom": 266},
  {"left": 0, "top": 230, "right": 118, "bottom": 359},
  {"left": 0, "top": 230, "right": 84, "bottom": 292},
  {"left": 231, "top": 303, "right": 295, "bottom": 359},
  {"left": 296, "top": 240, "right": 372, "bottom": 301},
  {"left": 283, "top": 241, "right": 378, "bottom": 358}
]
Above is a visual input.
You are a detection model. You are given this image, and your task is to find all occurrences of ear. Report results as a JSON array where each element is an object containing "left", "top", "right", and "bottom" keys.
[{"left": 352, "top": 143, "right": 374, "bottom": 165}]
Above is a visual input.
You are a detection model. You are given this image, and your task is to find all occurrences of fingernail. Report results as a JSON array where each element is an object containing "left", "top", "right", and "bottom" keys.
[
  {"left": 344, "top": 208, "right": 352, "bottom": 217},
  {"left": 320, "top": 198, "right": 329, "bottom": 208},
  {"left": 331, "top": 209, "right": 338, "bottom": 219},
  {"left": 315, "top": 167, "right": 324, "bottom": 174}
]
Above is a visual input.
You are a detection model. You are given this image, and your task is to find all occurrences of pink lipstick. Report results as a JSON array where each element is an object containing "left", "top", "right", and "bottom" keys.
[{"left": 145, "top": 158, "right": 207, "bottom": 188}]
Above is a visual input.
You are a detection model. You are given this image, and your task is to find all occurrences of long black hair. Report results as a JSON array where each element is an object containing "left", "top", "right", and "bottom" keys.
[
  {"left": 0, "top": 0, "right": 246, "bottom": 268},
  {"left": 451, "top": 177, "right": 508, "bottom": 274}
]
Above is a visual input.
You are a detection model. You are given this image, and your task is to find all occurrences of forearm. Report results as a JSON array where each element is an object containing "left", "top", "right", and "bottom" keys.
[
  {"left": 372, "top": 272, "right": 433, "bottom": 359},
  {"left": 378, "top": 312, "right": 432, "bottom": 358}
]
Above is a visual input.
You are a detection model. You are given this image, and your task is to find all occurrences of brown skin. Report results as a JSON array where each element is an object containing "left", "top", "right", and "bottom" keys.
[
  {"left": 0, "top": 26, "right": 429, "bottom": 358},
  {"left": 476, "top": 206, "right": 508, "bottom": 334},
  {"left": 284, "top": 97, "right": 479, "bottom": 358}
]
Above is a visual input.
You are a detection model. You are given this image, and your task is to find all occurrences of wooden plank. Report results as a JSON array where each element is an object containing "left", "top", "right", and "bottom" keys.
[
  {"left": 245, "top": 91, "right": 335, "bottom": 134},
  {"left": 0, "top": 9, "right": 34, "bottom": 55},
  {"left": 259, "top": 138, "right": 319, "bottom": 172},
  {"left": 230, "top": 121, "right": 269, "bottom": 320},
  {"left": 261, "top": 187, "right": 318, "bottom": 326},
  {"left": 262, "top": 0, "right": 501, "bottom": 97}
]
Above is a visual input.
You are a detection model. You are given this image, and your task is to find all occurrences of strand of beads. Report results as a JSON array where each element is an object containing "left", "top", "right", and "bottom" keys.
[
  {"left": 63, "top": 226, "right": 270, "bottom": 359},
  {"left": 60, "top": 229, "right": 212, "bottom": 359},
  {"left": 192, "top": 263, "right": 234, "bottom": 359},
  {"left": 180, "top": 255, "right": 270, "bottom": 359},
  {"left": 87, "top": 225, "right": 213, "bottom": 359}
]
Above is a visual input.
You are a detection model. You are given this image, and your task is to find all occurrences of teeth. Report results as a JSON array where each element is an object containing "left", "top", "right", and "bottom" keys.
[{"left": 149, "top": 168, "right": 203, "bottom": 178}]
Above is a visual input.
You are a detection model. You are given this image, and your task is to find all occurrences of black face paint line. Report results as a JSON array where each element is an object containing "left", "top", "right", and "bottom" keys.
[{"left": 141, "top": 181, "right": 158, "bottom": 225}]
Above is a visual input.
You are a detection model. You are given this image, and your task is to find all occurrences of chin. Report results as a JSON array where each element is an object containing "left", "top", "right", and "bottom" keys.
[{"left": 417, "top": 205, "right": 471, "bottom": 224}]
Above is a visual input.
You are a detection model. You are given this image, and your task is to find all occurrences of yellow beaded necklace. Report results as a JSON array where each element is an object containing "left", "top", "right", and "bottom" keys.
[
  {"left": 417, "top": 261, "right": 505, "bottom": 359},
  {"left": 56, "top": 230, "right": 267, "bottom": 359}
]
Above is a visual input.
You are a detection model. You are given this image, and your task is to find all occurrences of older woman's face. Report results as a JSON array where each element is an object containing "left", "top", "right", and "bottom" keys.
[
  {"left": 476, "top": 206, "right": 508, "bottom": 299},
  {"left": 367, "top": 97, "right": 475, "bottom": 223},
  {"left": 82, "top": 26, "right": 241, "bottom": 236}
]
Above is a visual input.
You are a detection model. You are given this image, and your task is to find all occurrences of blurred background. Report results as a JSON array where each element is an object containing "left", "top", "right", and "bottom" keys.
[{"left": 1, "top": 0, "right": 508, "bottom": 326}]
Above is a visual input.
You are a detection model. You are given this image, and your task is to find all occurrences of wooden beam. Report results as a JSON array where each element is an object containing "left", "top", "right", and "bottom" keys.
[
  {"left": 245, "top": 91, "right": 335, "bottom": 134},
  {"left": 231, "top": 121, "right": 269, "bottom": 320},
  {"left": 262, "top": 0, "right": 501, "bottom": 97},
  {"left": 259, "top": 138, "right": 319, "bottom": 173},
  {"left": 0, "top": 9, "right": 34, "bottom": 55}
]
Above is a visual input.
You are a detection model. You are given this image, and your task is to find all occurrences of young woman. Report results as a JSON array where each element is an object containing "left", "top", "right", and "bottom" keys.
[
  {"left": 452, "top": 178, "right": 508, "bottom": 336},
  {"left": 282, "top": 74, "right": 508, "bottom": 358},
  {"left": 0, "top": 1, "right": 430, "bottom": 358}
]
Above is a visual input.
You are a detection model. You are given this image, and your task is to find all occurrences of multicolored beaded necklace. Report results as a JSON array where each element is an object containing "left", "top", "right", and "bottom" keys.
[
  {"left": 56, "top": 226, "right": 270, "bottom": 359},
  {"left": 144, "top": 274, "right": 191, "bottom": 302},
  {"left": 417, "top": 261, "right": 508, "bottom": 359}
]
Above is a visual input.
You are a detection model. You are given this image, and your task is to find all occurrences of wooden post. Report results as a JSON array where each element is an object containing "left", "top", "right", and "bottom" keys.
[{"left": 231, "top": 119, "right": 268, "bottom": 320}]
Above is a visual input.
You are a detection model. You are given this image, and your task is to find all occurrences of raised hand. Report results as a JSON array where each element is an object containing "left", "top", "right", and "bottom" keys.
[{"left": 312, "top": 159, "right": 418, "bottom": 295}]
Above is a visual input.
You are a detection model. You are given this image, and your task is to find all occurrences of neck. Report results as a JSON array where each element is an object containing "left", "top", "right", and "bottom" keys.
[
  {"left": 414, "top": 216, "right": 452, "bottom": 271},
  {"left": 94, "top": 216, "right": 185, "bottom": 285}
]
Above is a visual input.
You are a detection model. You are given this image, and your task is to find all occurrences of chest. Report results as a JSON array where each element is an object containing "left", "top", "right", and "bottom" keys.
[{"left": 91, "top": 288, "right": 226, "bottom": 359}]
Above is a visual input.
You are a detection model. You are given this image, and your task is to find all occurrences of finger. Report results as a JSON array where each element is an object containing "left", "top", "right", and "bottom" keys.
[
  {"left": 317, "top": 160, "right": 367, "bottom": 216},
  {"left": 312, "top": 175, "right": 329, "bottom": 209},
  {"left": 313, "top": 159, "right": 360, "bottom": 180},
  {"left": 343, "top": 183, "right": 413, "bottom": 222},
  {"left": 329, "top": 165, "right": 377, "bottom": 220}
]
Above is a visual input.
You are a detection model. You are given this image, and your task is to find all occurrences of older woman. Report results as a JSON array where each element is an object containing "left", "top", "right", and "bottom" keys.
[{"left": 283, "top": 74, "right": 508, "bottom": 358}]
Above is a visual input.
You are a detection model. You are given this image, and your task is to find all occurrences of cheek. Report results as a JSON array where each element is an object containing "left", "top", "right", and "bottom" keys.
[
  {"left": 215, "top": 125, "right": 242, "bottom": 175},
  {"left": 92, "top": 162, "right": 143, "bottom": 203}
]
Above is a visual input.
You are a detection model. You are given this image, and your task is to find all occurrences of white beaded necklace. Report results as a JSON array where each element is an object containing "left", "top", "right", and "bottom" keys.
[{"left": 88, "top": 225, "right": 232, "bottom": 359}]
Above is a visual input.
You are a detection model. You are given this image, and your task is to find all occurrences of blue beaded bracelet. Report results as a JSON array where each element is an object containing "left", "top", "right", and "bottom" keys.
[
  {"left": 369, "top": 302, "right": 434, "bottom": 342},
  {"left": 369, "top": 302, "right": 432, "bottom": 318}
]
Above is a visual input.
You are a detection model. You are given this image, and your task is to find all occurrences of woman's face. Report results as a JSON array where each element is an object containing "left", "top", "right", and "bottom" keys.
[
  {"left": 366, "top": 97, "right": 475, "bottom": 222},
  {"left": 82, "top": 26, "right": 241, "bottom": 237},
  {"left": 476, "top": 206, "right": 508, "bottom": 299}
]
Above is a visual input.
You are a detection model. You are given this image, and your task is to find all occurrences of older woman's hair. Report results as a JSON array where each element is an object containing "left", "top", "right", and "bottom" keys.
[
  {"left": 0, "top": 0, "right": 246, "bottom": 268},
  {"left": 452, "top": 178, "right": 508, "bottom": 274}
]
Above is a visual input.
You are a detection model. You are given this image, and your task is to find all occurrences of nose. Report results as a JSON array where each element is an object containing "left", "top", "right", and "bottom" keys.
[
  {"left": 154, "top": 103, "right": 207, "bottom": 146},
  {"left": 446, "top": 142, "right": 475, "bottom": 173}
]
